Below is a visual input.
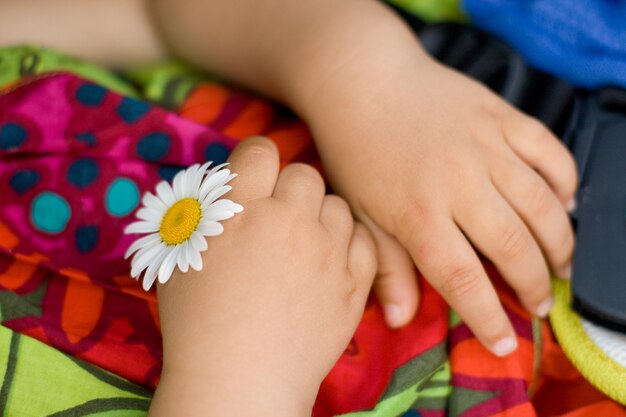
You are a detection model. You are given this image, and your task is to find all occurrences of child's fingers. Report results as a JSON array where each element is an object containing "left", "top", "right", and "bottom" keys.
[
  {"left": 396, "top": 213, "right": 517, "bottom": 356},
  {"left": 226, "top": 136, "right": 280, "bottom": 201},
  {"left": 366, "top": 221, "right": 420, "bottom": 328},
  {"left": 319, "top": 195, "right": 354, "bottom": 248},
  {"left": 453, "top": 184, "right": 553, "bottom": 317},
  {"left": 503, "top": 111, "right": 578, "bottom": 209},
  {"left": 347, "top": 223, "right": 377, "bottom": 301},
  {"left": 272, "top": 163, "right": 325, "bottom": 215},
  {"left": 493, "top": 154, "right": 575, "bottom": 279}
]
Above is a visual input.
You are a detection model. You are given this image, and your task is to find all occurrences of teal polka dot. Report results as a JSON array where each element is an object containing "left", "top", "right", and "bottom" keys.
[
  {"left": 106, "top": 178, "right": 140, "bottom": 217},
  {"left": 31, "top": 192, "right": 71, "bottom": 234}
]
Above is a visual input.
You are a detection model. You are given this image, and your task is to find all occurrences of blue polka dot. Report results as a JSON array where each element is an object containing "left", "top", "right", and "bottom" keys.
[
  {"left": 75, "top": 84, "right": 106, "bottom": 106},
  {"left": 75, "top": 132, "right": 97, "bottom": 147},
  {"left": 9, "top": 170, "right": 40, "bottom": 195},
  {"left": 31, "top": 192, "right": 71, "bottom": 234},
  {"left": 204, "top": 143, "right": 229, "bottom": 165},
  {"left": 117, "top": 97, "right": 151, "bottom": 124},
  {"left": 136, "top": 132, "right": 171, "bottom": 162},
  {"left": 0, "top": 123, "right": 27, "bottom": 150},
  {"left": 158, "top": 165, "right": 184, "bottom": 182},
  {"left": 75, "top": 225, "right": 99, "bottom": 253},
  {"left": 105, "top": 178, "right": 140, "bottom": 217},
  {"left": 67, "top": 158, "right": 100, "bottom": 188}
]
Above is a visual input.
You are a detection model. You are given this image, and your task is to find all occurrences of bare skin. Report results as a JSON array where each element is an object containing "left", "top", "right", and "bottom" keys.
[
  {"left": 149, "top": 0, "right": 577, "bottom": 356},
  {"left": 149, "top": 138, "right": 377, "bottom": 416},
  {"left": 0, "top": 0, "right": 577, "bottom": 355}
]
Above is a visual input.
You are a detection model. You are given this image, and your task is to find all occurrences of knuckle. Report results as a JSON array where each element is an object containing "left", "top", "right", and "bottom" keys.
[
  {"left": 526, "top": 118, "right": 554, "bottom": 143},
  {"left": 286, "top": 163, "right": 323, "bottom": 185},
  {"left": 439, "top": 262, "right": 482, "bottom": 300},
  {"left": 241, "top": 138, "right": 277, "bottom": 160},
  {"left": 396, "top": 199, "right": 430, "bottom": 239},
  {"left": 499, "top": 224, "right": 531, "bottom": 261},
  {"left": 325, "top": 195, "right": 351, "bottom": 216},
  {"left": 343, "top": 278, "right": 361, "bottom": 305},
  {"left": 480, "top": 91, "right": 507, "bottom": 117},
  {"left": 527, "top": 178, "right": 553, "bottom": 217}
]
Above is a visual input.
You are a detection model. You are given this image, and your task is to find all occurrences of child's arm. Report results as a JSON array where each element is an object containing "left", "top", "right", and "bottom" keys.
[
  {"left": 0, "top": 0, "right": 164, "bottom": 67},
  {"left": 148, "top": 138, "right": 376, "bottom": 416},
  {"left": 150, "top": 0, "right": 577, "bottom": 356},
  {"left": 0, "top": 0, "right": 577, "bottom": 356}
]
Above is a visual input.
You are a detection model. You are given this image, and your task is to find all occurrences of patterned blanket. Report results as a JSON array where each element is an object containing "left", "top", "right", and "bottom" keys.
[{"left": 0, "top": 46, "right": 622, "bottom": 417}]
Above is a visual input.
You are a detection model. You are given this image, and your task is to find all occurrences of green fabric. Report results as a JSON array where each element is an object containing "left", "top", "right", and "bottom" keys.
[
  {"left": 0, "top": 325, "right": 151, "bottom": 417},
  {"left": 387, "top": 0, "right": 465, "bottom": 23},
  {"left": 124, "top": 61, "right": 210, "bottom": 110},
  {"left": 339, "top": 344, "right": 451, "bottom": 416},
  {"left": 0, "top": 45, "right": 138, "bottom": 97}
]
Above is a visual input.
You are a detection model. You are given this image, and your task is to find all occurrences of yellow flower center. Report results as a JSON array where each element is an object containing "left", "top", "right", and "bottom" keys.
[{"left": 159, "top": 198, "right": 202, "bottom": 245}]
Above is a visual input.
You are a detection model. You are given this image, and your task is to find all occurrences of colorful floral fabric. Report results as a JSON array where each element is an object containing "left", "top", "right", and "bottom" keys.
[{"left": 0, "top": 46, "right": 623, "bottom": 416}]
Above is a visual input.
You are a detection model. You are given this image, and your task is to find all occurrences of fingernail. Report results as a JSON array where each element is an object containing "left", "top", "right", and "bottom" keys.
[
  {"left": 560, "top": 264, "right": 572, "bottom": 280},
  {"left": 384, "top": 304, "right": 404, "bottom": 328},
  {"left": 566, "top": 198, "right": 577, "bottom": 213},
  {"left": 491, "top": 337, "right": 518, "bottom": 357},
  {"left": 535, "top": 296, "right": 553, "bottom": 318}
]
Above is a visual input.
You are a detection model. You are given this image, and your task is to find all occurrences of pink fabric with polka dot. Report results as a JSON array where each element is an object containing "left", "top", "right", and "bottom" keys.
[{"left": 0, "top": 74, "right": 239, "bottom": 283}]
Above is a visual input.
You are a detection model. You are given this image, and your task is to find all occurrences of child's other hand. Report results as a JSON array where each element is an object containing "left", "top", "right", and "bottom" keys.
[
  {"left": 149, "top": 0, "right": 576, "bottom": 358},
  {"left": 150, "top": 137, "right": 376, "bottom": 417},
  {"left": 304, "top": 57, "right": 577, "bottom": 357}
]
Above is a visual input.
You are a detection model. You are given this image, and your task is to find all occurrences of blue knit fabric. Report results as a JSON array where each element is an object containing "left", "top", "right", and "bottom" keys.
[{"left": 463, "top": 0, "right": 626, "bottom": 89}]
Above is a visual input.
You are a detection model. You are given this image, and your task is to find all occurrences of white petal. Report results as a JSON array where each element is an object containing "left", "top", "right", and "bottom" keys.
[
  {"left": 142, "top": 192, "right": 168, "bottom": 213},
  {"left": 197, "top": 220, "right": 224, "bottom": 236},
  {"left": 190, "top": 230, "right": 208, "bottom": 252},
  {"left": 202, "top": 199, "right": 241, "bottom": 220},
  {"left": 125, "top": 221, "right": 160, "bottom": 234},
  {"left": 225, "top": 172, "right": 237, "bottom": 183},
  {"left": 189, "top": 166, "right": 205, "bottom": 199},
  {"left": 124, "top": 233, "right": 160, "bottom": 259},
  {"left": 131, "top": 242, "right": 165, "bottom": 277},
  {"left": 201, "top": 197, "right": 236, "bottom": 212},
  {"left": 198, "top": 169, "right": 231, "bottom": 201},
  {"left": 156, "top": 181, "right": 176, "bottom": 206},
  {"left": 177, "top": 240, "right": 190, "bottom": 273},
  {"left": 188, "top": 245, "right": 203, "bottom": 271},
  {"left": 142, "top": 247, "right": 169, "bottom": 291},
  {"left": 158, "top": 245, "right": 180, "bottom": 284},
  {"left": 183, "top": 164, "right": 200, "bottom": 198},
  {"left": 208, "top": 210, "right": 235, "bottom": 221},
  {"left": 136, "top": 207, "right": 163, "bottom": 223},
  {"left": 142, "top": 271, "right": 158, "bottom": 291},
  {"left": 180, "top": 168, "right": 190, "bottom": 199},
  {"left": 172, "top": 169, "right": 186, "bottom": 200},
  {"left": 200, "top": 185, "right": 231, "bottom": 206},
  {"left": 206, "top": 162, "right": 228, "bottom": 176},
  {"left": 198, "top": 161, "right": 212, "bottom": 174}
]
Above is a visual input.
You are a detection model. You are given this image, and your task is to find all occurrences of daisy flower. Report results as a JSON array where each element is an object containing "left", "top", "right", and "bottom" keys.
[{"left": 124, "top": 162, "right": 243, "bottom": 291}]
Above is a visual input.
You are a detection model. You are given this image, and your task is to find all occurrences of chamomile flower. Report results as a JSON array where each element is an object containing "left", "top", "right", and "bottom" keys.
[{"left": 124, "top": 162, "right": 243, "bottom": 290}]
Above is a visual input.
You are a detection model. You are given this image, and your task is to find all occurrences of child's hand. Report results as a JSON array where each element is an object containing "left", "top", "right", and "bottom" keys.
[
  {"left": 303, "top": 57, "right": 577, "bottom": 357},
  {"left": 149, "top": 0, "right": 576, "bottom": 357},
  {"left": 149, "top": 137, "right": 377, "bottom": 417}
]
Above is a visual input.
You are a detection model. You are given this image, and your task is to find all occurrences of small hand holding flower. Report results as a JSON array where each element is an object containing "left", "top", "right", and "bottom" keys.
[
  {"left": 125, "top": 162, "right": 242, "bottom": 290},
  {"left": 147, "top": 137, "right": 377, "bottom": 417}
]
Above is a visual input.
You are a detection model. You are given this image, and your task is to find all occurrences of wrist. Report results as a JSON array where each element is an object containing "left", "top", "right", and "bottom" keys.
[
  {"left": 277, "top": 1, "right": 428, "bottom": 121},
  {"left": 150, "top": 367, "right": 314, "bottom": 417}
]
